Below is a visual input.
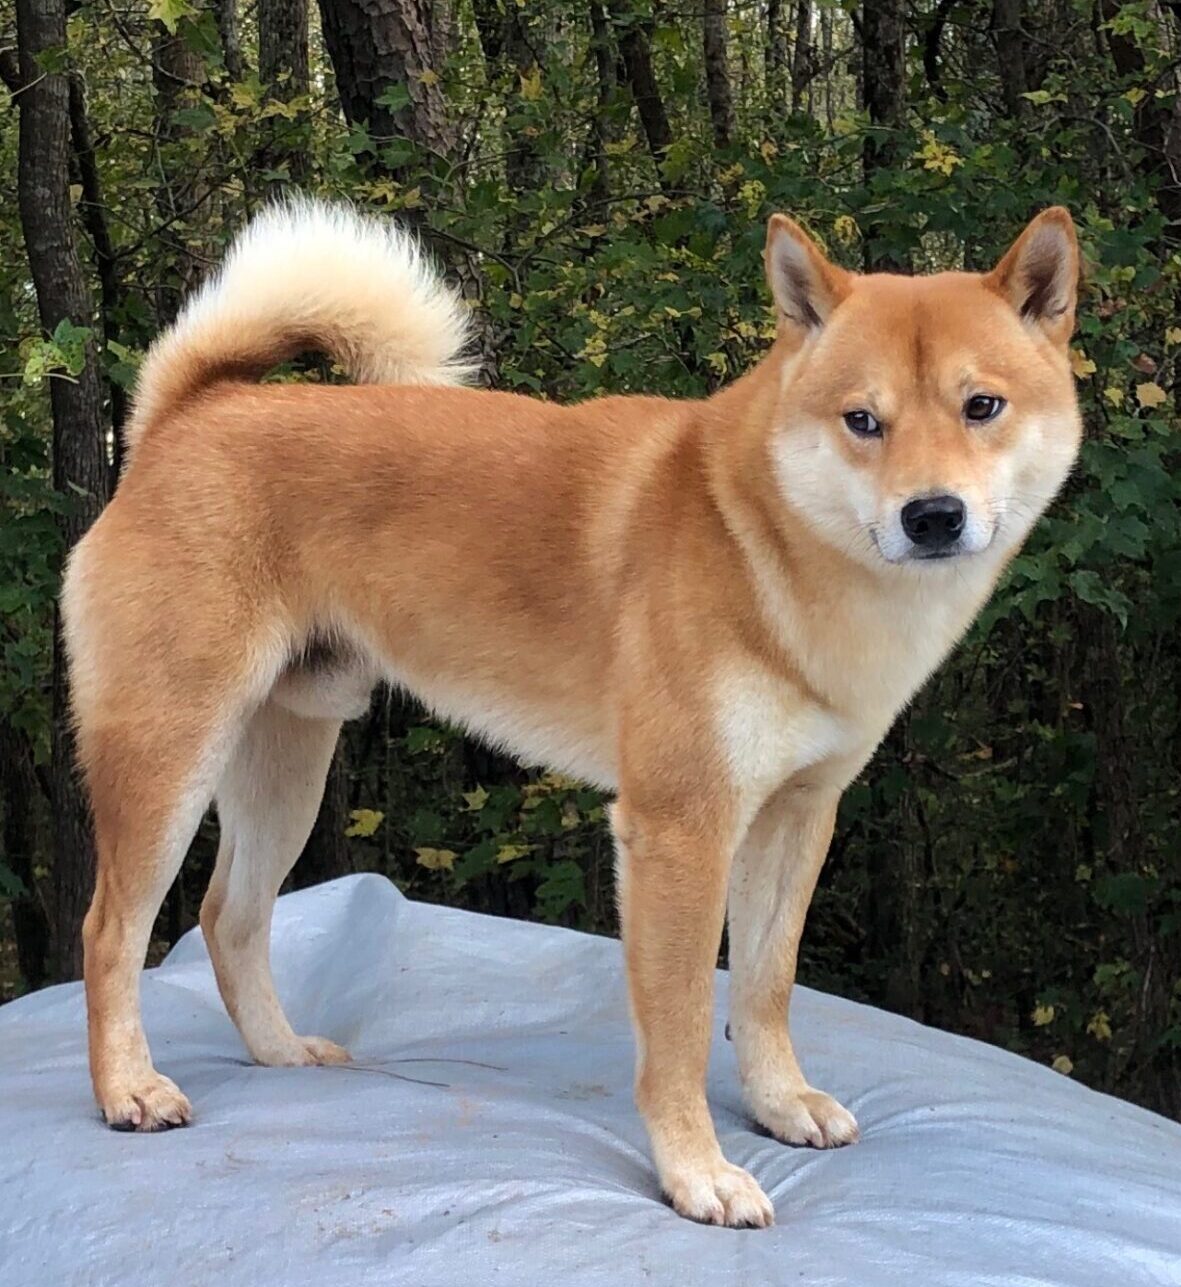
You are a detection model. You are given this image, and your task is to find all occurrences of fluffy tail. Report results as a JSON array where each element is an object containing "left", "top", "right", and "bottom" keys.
[{"left": 126, "top": 196, "right": 476, "bottom": 457}]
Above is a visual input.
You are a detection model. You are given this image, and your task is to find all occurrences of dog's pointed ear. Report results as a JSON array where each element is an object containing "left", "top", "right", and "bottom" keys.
[
  {"left": 764, "top": 215, "right": 852, "bottom": 333},
  {"left": 987, "top": 207, "right": 1079, "bottom": 346}
]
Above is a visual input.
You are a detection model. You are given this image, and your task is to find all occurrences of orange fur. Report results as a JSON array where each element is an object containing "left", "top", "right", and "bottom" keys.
[{"left": 63, "top": 201, "right": 1082, "bottom": 1226}]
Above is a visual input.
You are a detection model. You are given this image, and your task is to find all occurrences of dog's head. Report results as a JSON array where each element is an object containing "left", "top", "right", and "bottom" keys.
[{"left": 763, "top": 209, "right": 1083, "bottom": 570}]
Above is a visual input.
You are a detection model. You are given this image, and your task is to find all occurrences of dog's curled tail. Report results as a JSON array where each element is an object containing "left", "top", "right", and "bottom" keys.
[{"left": 125, "top": 196, "right": 476, "bottom": 459}]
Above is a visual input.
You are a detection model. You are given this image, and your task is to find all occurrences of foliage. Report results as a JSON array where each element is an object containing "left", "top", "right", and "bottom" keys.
[{"left": 1, "top": 0, "right": 1178, "bottom": 1116}]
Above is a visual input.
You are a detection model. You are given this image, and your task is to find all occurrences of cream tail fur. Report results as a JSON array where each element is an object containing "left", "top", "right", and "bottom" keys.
[{"left": 125, "top": 197, "right": 476, "bottom": 457}]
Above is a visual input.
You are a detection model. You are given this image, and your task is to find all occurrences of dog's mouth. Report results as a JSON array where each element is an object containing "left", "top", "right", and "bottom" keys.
[{"left": 869, "top": 527, "right": 997, "bottom": 565}]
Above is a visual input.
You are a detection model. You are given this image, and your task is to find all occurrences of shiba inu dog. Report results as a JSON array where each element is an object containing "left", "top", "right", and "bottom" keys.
[{"left": 63, "top": 198, "right": 1081, "bottom": 1227}]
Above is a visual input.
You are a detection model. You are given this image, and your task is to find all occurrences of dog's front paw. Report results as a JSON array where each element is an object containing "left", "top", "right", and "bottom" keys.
[
  {"left": 101, "top": 1071, "right": 192, "bottom": 1132},
  {"left": 759, "top": 1087, "right": 859, "bottom": 1149},
  {"left": 662, "top": 1159, "right": 774, "bottom": 1228}
]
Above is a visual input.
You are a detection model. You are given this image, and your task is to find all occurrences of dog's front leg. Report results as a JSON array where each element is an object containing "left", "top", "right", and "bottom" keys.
[
  {"left": 726, "top": 784, "right": 859, "bottom": 1148},
  {"left": 613, "top": 803, "right": 774, "bottom": 1228}
]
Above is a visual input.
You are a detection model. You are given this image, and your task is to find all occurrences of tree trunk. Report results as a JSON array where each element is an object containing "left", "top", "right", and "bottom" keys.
[
  {"left": 1101, "top": 0, "right": 1181, "bottom": 234},
  {"left": 216, "top": 0, "right": 244, "bottom": 80},
  {"left": 703, "top": 0, "right": 734, "bottom": 149},
  {"left": 257, "top": 0, "right": 311, "bottom": 185},
  {"left": 0, "top": 724, "right": 49, "bottom": 989},
  {"left": 318, "top": 0, "right": 454, "bottom": 161},
  {"left": 13, "top": 0, "right": 112, "bottom": 982},
  {"left": 472, "top": 0, "right": 543, "bottom": 202},
  {"left": 318, "top": 0, "right": 497, "bottom": 383},
  {"left": 607, "top": 0, "right": 672, "bottom": 171},
  {"left": 789, "top": 0, "right": 813, "bottom": 114},
  {"left": 766, "top": 0, "right": 788, "bottom": 97},
  {"left": 68, "top": 72, "right": 128, "bottom": 482},
  {"left": 990, "top": 0, "right": 1030, "bottom": 121},
  {"left": 588, "top": 1, "right": 623, "bottom": 198},
  {"left": 860, "top": 0, "right": 907, "bottom": 271},
  {"left": 152, "top": 17, "right": 208, "bottom": 324}
]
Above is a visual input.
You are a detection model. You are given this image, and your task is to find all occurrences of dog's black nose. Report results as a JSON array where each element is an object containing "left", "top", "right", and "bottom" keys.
[{"left": 901, "top": 494, "right": 966, "bottom": 549}]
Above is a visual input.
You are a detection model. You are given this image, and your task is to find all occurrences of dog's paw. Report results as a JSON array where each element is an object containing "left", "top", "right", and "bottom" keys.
[
  {"left": 102, "top": 1072, "right": 192, "bottom": 1132},
  {"left": 662, "top": 1159, "right": 774, "bottom": 1228},
  {"left": 299, "top": 1036, "right": 352, "bottom": 1066},
  {"left": 760, "top": 1087, "right": 859, "bottom": 1149},
  {"left": 255, "top": 1035, "right": 352, "bottom": 1067}
]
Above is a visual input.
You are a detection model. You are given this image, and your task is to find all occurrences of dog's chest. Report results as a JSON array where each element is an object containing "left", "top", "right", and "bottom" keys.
[{"left": 714, "top": 667, "right": 861, "bottom": 803}]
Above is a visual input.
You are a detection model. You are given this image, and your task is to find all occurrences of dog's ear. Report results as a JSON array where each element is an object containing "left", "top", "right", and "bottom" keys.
[
  {"left": 987, "top": 207, "right": 1079, "bottom": 346},
  {"left": 764, "top": 215, "right": 852, "bottom": 333}
]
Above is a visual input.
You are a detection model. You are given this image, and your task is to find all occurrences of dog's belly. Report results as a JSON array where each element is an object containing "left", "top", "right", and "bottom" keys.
[{"left": 384, "top": 660, "right": 617, "bottom": 788}]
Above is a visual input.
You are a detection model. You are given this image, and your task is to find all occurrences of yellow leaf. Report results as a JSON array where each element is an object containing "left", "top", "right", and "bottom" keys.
[
  {"left": 833, "top": 214, "right": 859, "bottom": 245},
  {"left": 1070, "top": 349, "right": 1096, "bottom": 379},
  {"left": 344, "top": 808, "right": 384, "bottom": 838},
  {"left": 540, "top": 772, "right": 581, "bottom": 791},
  {"left": 1165, "top": 327, "right": 1181, "bottom": 346},
  {"left": 1087, "top": 1011, "right": 1112, "bottom": 1042},
  {"left": 578, "top": 224, "right": 608, "bottom": 238},
  {"left": 1103, "top": 386, "right": 1124, "bottom": 408},
  {"left": 417, "top": 69, "right": 440, "bottom": 86},
  {"left": 496, "top": 843, "right": 531, "bottom": 865},
  {"left": 1032, "top": 1004, "right": 1055, "bottom": 1026},
  {"left": 230, "top": 81, "right": 261, "bottom": 109},
  {"left": 1136, "top": 382, "right": 1168, "bottom": 408},
  {"left": 462, "top": 787, "right": 489, "bottom": 812},
  {"left": 519, "top": 66, "right": 543, "bottom": 102},
  {"left": 1051, "top": 1054, "right": 1073, "bottom": 1075},
  {"left": 415, "top": 847, "right": 456, "bottom": 871},
  {"left": 508, "top": 292, "right": 523, "bottom": 310}
]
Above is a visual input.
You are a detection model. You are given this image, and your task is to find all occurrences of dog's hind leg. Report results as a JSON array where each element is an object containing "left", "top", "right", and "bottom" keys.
[
  {"left": 79, "top": 682, "right": 273, "bottom": 1132},
  {"left": 66, "top": 522, "right": 290, "bottom": 1131},
  {"left": 201, "top": 700, "right": 350, "bottom": 1067}
]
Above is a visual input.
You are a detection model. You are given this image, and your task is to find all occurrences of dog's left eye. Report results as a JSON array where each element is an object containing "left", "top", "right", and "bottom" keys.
[{"left": 964, "top": 394, "right": 1005, "bottom": 422}]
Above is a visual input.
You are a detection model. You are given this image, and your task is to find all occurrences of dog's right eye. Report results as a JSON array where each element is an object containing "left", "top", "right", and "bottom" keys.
[{"left": 844, "top": 409, "right": 881, "bottom": 437}]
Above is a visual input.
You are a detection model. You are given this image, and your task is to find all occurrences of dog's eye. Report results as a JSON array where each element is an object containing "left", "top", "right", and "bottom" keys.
[
  {"left": 843, "top": 409, "right": 881, "bottom": 437},
  {"left": 964, "top": 394, "right": 1005, "bottom": 422}
]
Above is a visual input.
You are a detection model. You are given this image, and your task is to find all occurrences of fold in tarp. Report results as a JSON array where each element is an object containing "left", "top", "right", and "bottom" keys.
[{"left": 1, "top": 874, "right": 1178, "bottom": 1286}]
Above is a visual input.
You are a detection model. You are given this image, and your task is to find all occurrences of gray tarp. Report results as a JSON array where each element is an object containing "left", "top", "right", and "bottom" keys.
[{"left": 1, "top": 873, "right": 1178, "bottom": 1286}]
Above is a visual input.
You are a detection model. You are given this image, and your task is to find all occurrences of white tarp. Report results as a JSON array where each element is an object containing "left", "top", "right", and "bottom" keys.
[{"left": 1, "top": 873, "right": 1178, "bottom": 1286}]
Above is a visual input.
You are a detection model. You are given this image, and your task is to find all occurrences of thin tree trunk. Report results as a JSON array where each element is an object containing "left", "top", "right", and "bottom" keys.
[
  {"left": 216, "top": 0, "right": 244, "bottom": 80},
  {"left": 703, "top": 0, "right": 734, "bottom": 149},
  {"left": 12, "top": 0, "right": 112, "bottom": 982},
  {"left": 588, "top": 1, "right": 623, "bottom": 199},
  {"left": 152, "top": 17, "right": 208, "bottom": 324},
  {"left": 790, "top": 0, "right": 813, "bottom": 114},
  {"left": 258, "top": 0, "right": 311, "bottom": 186},
  {"left": 607, "top": 0, "right": 673, "bottom": 171},
  {"left": 990, "top": 0, "right": 1030, "bottom": 120},
  {"left": 472, "top": 0, "right": 543, "bottom": 204},
  {"left": 0, "top": 724, "right": 50, "bottom": 989},
  {"left": 68, "top": 72, "right": 128, "bottom": 482},
  {"left": 861, "top": 0, "right": 907, "bottom": 271},
  {"left": 766, "top": 0, "right": 788, "bottom": 96}
]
